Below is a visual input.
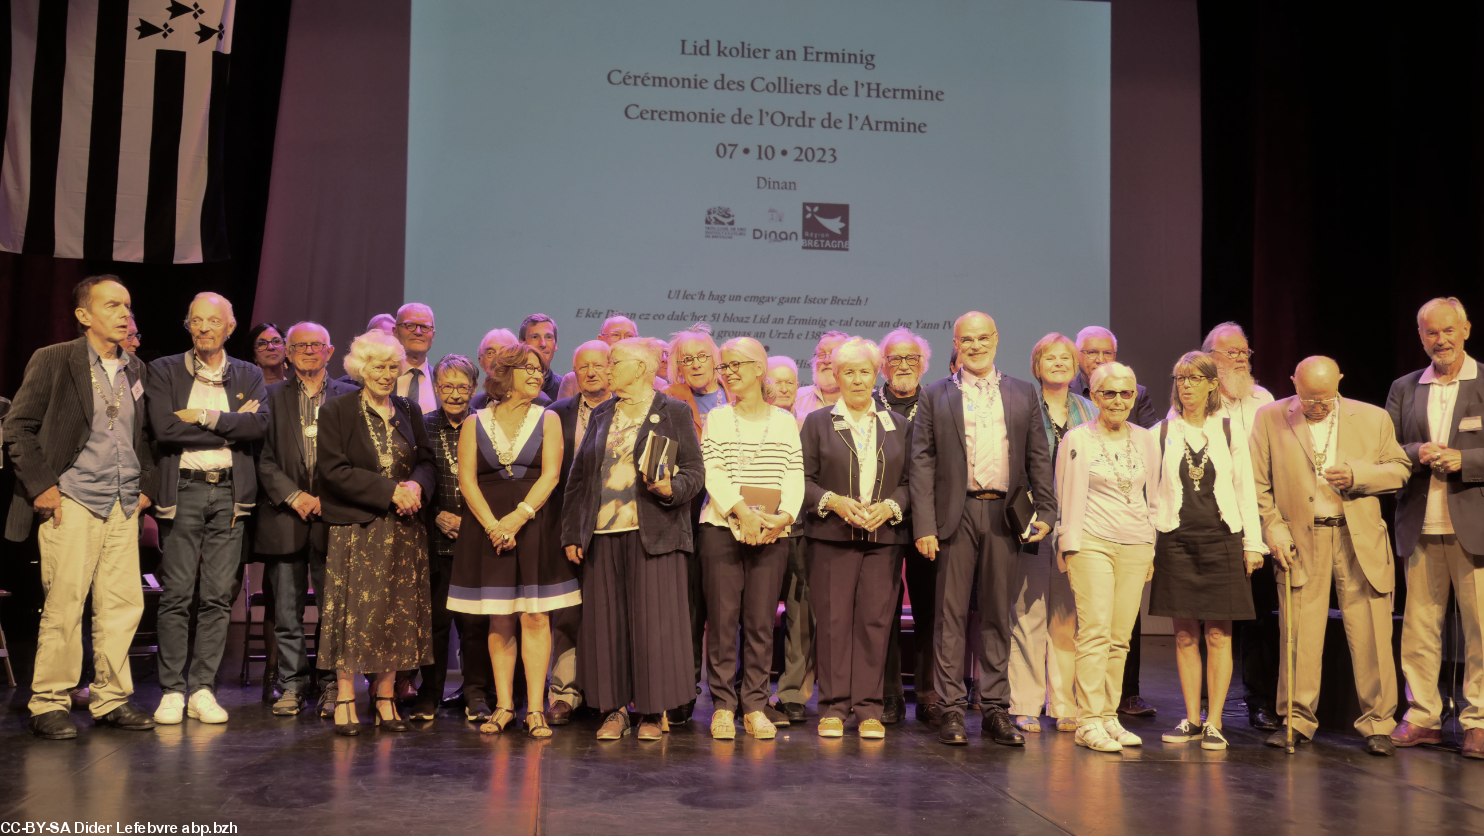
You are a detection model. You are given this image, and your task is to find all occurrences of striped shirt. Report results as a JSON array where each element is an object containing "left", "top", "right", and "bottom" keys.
[{"left": 700, "top": 403, "right": 804, "bottom": 528}]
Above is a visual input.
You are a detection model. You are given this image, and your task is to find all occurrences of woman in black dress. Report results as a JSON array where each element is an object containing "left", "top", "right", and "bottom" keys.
[
  {"left": 449, "top": 343, "right": 574, "bottom": 738},
  {"left": 1150, "top": 351, "right": 1265, "bottom": 750},
  {"left": 561, "top": 337, "right": 704, "bottom": 741},
  {"left": 316, "top": 330, "right": 437, "bottom": 735}
]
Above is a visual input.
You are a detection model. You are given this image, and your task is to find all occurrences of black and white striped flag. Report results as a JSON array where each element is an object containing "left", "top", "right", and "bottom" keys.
[{"left": 0, "top": 0, "right": 235, "bottom": 263}]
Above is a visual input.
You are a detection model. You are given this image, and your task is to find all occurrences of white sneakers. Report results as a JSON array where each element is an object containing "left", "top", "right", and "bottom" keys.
[
  {"left": 711, "top": 709, "right": 736, "bottom": 740},
  {"left": 1075, "top": 721, "right": 1123, "bottom": 752},
  {"left": 154, "top": 693, "right": 185, "bottom": 725},
  {"left": 187, "top": 690, "right": 229, "bottom": 723},
  {"left": 743, "top": 710, "right": 776, "bottom": 740},
  {"left": 1103, "top": 718, "right": 1143, "bottom": 747}
]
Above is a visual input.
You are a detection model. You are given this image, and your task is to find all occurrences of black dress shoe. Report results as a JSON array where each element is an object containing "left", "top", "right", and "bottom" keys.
[
  {"left": 1365, "top": 734, "right": 1397, "bottom": 756},
  {"left": 764, "top": 703, "right": 791, "bottom": 728},
  {"left": 261, "top": 672, "right": 282, "bottom": 704},
  {"left": 465, "top": 694, "right": 493, "bottom": 722},
  {"left": 983, "top": 707, "right": 1026, "bottom": 746},
  {"left": 882, "top": 696, "right": 905, "bottom": 725},
  {"left": 547, "top": 699, "right": 574, "bottom": 725},
  {"left": 781, "top": 702, "right": 806, "bottom": 724},
  {"left": 95, "top": 703, "right": 156, "bottom": 731},
  {"left": 29, "top": 710, "right": 78, "bottom": 739},
  {"left": 1265, "top": 727, "right": 1311, "bottom": 748},
  {"left": 669, "top": 698, "right": 697, "bottom": 725},
  {"left": 1249, "top": 706, "right": 1282, "bottom": 732},
  {"left": 939, "top": 715, "right": 969, "bottom": 746},
  {"left": 918, "top": 700, "right": 944, "bottom": 727}
]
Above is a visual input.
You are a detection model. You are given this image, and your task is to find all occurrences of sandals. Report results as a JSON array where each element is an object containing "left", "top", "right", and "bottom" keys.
[
  {"left": 525, "top": 711, "right": 553, "bottom": 739},
  {"left": 334, "top": 696, "right": 360, "bottom": 737},
  {"left": 479, "top": 706, "right": 515, "bottom": 735},
  {"left": 373, "top": 695, "right": 410, "bottom": 732}
]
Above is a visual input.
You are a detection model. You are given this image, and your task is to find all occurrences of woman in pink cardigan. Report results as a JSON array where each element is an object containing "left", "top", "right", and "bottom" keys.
[{"left": 1054, "top": 362, "right": 1161, "bottom": 753}]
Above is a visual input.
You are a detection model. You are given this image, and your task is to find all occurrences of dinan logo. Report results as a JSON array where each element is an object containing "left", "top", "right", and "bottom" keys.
[
  {"left": 705, "top": 206, "right": 747, "bottom": 239},
  {"left": 802, "top": 203, "right": 849, "bottom": 251}
]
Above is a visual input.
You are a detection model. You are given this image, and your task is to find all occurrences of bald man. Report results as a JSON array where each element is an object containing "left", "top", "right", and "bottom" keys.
[
  {"left": 909, "top": 311, "right": 1056, "bottom": 746},
  {"left": 1249, "top": 357, "right": 1410, "bottom": 755}
]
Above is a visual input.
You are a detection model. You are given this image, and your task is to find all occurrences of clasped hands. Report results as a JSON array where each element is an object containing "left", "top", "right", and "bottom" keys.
[
  {"left": 827, "top": 494, "right": 895, "bottom": 533},
  {"left": 391, "top": 481, "right": 422, "bottom": 516},
  {"left": 732, "top": 505, "right": 791, "bottom": 546},
  {"left": 1420, "top": 441, "right": 1463, "bottom": 475}
]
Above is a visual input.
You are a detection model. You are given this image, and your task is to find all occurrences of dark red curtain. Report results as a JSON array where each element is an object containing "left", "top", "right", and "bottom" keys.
[{"left": 1200, "top": 0, "right": 1484, "bottom": 408}]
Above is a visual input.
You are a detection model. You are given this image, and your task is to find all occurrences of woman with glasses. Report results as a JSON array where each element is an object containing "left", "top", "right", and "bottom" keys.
[
  {"left": 561, "top": 337, "right": 705, "bottom": 741},
  {"left": 700, "top": 337, "right": 803, "bottom": 740},
  {"left": 801, "top": 337, "right": 912, "bottom": 739},
  {"left": 448, "top": 343, "right": 576, "bottom": 739},
  {"left": 1010, "top": 333, "right": 1099, "bottom": 735},
  {"left": 249, "top": 322, "right": 292, "bottom": 386},
  {"left": 1054, "top": 362, "right": 1159, "bottom": 753},
  {"left": 1151, "top": 351, "right": 1264, "bottom": 750}
]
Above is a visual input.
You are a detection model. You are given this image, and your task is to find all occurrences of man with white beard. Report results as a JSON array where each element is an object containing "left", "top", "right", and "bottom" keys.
[{"left": 1200, "top": 322, "right": 1275, "bottom": 437}]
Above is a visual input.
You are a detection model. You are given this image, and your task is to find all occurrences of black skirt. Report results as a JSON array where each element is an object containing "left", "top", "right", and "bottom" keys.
[{"left": 1149, "top": 527, "right": 1254, "bottom": 621}]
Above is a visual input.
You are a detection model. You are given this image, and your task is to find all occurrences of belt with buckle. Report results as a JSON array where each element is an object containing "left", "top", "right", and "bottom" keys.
[
  {"left": 967, "top": 489, "right": 1006, "bottom": 500},
  {"left": 1313, "top": 516, "right": 1346, "bottom": 528},
  {"left": 183, "top": 468, "right": 232, "bottom": 484}
]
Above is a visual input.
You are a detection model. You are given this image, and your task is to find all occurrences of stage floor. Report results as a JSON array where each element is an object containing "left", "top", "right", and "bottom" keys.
[{"left": 2, "top": 636, "right": 1481, "bottom": 836}]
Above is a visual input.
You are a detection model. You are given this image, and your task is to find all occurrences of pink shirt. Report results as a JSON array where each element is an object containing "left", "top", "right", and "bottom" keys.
[{"left": 959, "top": 367, "right": 1009, "bottom": 492}]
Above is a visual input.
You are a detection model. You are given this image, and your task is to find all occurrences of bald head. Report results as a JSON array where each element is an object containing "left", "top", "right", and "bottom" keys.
[
  {"left": 1292, "top": 356, "right": 1343, "bottom": 423},
  {"left": 953, "top": 311, "right": 999, "bottom": 376}
]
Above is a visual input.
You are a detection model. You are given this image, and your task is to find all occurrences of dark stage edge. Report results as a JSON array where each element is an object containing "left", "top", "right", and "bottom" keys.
[{"left": 2, "top": 637, "right": 1482, "bottom": 836}]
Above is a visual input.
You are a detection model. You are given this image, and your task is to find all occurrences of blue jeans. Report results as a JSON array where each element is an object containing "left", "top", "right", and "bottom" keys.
[
  {"left": 156, "top": 477, "right": 244, "bottom": 695},
  {"left": 268, "top": 542, "right": 328, "bottom": 695}
]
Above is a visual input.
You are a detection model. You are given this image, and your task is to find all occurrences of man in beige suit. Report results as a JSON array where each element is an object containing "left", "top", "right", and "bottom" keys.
[{"left": 1250, "top": 357, "right": 1411, "bottom": 755}]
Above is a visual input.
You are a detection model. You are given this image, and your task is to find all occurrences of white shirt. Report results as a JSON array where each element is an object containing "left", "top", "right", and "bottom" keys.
[
  {"left": 1306, "top": 408, "right": 1343, "bottom": 517},
  {"left": 959, "top": 367, "right": 1009, "bottom": 492},
  {"left": 398, "top": 359, "right": 438, "bottom": 414},
  {"left": 832, "top": 399, "right": 883, "bottom": 501},
  {"left": 1420, "top": 354, "right": 1478, "bottom": 535},
  {"left": 699, "top": 404, "right": 805, "bottom": 529},
  {"left": 180, "top": 353, "right": 232, "bottom": 472},
  {"left": 1149, "top": 416, "right": 1266, "bottom": 553}
]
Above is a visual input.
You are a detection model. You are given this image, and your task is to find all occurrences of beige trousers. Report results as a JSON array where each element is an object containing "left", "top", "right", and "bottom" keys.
[
  {"left": 1066, "top": 534, "right": 1153, "bottom": 726},
  {"left": 1400, "top": 533, "right": 1484, "bottom": 731},
  {"left": 1276, "top": 526, "right": 1397, "bottom": 739},
  {"left": 1007, "top": 540, "right": 1077, "bottom": 718},
  {"left": 29, "top": 496, "right": 144, "bottom": 716}
]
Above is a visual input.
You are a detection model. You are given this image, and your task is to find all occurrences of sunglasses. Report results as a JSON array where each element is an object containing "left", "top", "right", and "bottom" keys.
[{"left": 1096, "top": 390, "right": 1137, "bottom": 401}]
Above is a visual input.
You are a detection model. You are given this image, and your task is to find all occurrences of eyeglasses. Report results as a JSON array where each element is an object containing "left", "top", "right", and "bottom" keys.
[
  {"left": 187, "top": 317, "right": 225, "bottom": 329},
  {"left": 678, "top": 354, "right": 712, "bottom": 368},
  {"left": 715, "top": 360, "right": 758, "bottom": 374},
  {"left": 575, "top": 363, "right": 609, "bottom": 374},
  {"left": 289, "top": 341, "right": 327, "bottom": 353},
  {"left": 1080, "top": 349, "right": 1116, "bottom": 360},
  {"left": 516, "top": 364, "right": 544, "bottom": 375},
  {"left": 956, "top": 335, "right": 998, "bottom": 347},
  {"left": 1299, "top": 396, "right": 1337, "bottom": 407},
  {"left": 1171, "top": 374, "right": 1210, "bottom": 385},
  {"left": 1216, "top": 348, "right": 1254, "bottom": 360},
  {"left": 255, "top": 337, "right": 284, "bottom": 349},
  {"left": 885, "top": 355, "right": 921, "bottom": 368},
  {"left": 436, "top": 384, "right": 475, "bottom": 395},
  {"left": 398, "top": 322, "right": 435, "bottom": 334},
  {"left": 1096, "top": 390, "right": 1137, "bottom": 401}
]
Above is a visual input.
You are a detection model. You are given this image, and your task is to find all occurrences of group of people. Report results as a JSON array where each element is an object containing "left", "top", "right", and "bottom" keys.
[{"left": 6, "top": 275, "right": 1482, "bottom": 761}]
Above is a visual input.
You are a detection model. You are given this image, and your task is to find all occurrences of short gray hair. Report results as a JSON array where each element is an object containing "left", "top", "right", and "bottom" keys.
[
  {"left": 810, "top": 330, "right": 851, "bottom": 369},
  {"left": 1417, "top": 297, "right": 1469, "bottom": 328},
  {"left": 396, "top": 302, "right": 435, "bottom": 325},
  {"left": 286, "top": 321, "right": 330, "bottom": 345},
  {"left": 343, "top": 329, "right": 406, "bottom": 381},
  {"left": 185, "top": 292, "right": 237, "bottom": 333},
  {"left": 571, "top": 339, "right": 610, "bottom": 366},
  {"left": 433, "top": 353, "right": 478, "bottom": 385},
  {"left": 1075, "top": 325, "right": 1117, "bottom": 351},
  {"left": 1201, "top": 321, "right": 1247, "bottom": 352},
  {"left": 879, "top": 327, "right": 931, "bottom": 374},
  {"left": 767, "top": 356, "right": 799, "bottom": 376},
  {"left": 611, "top": 337, "right": 662, "bottom": 378},
  {"left": 479, "top": 328, "right": 517, "bottom": 357},
  {"left": 1088, "top": 361, "right": 1136, "bottom": 393},
  {"left": 831, "top": 336, "right": 881, "bottom": 371}
]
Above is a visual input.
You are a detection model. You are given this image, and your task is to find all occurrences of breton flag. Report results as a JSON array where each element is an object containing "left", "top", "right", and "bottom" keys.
[{"left": 0, "top": 0, "right": 235, "bottom": 263}]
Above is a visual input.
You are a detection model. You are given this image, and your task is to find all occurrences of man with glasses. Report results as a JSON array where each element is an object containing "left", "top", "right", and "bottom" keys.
[
  {"left": 519, "top": 313, "right": 564, "bottom": 401},
  {"left": 393, "top": 303, "right": 439, "bottom": 414},
  {"left": 910, "top": 312, "right": 1055, "bottom": 746},
  {"left": 255, "top": 322, "right": 358, "bottom": 716},
  {"left": 1250, "top": 356, "right": 1409, "bottom": 754},
  {"left": 875, "top": 328, "right": 942, "bottom": 725},
  {"left": 793, "top": 331, "right": 850, "bottom": 419},
  {"left": 410, "top": 354, "right": 495, "bottom": 723},
  {"left": 1387, "top": 297, "right": 1484, "bottom": 759},
  {"left": 545, "top": 340, "right": 615, "bottom": 725},
  {"left": 1070, "top": 325, "right": 1158, "bottom": 717},
  {"left": 1201, "top": 322, "right": 1274, "bottom": 439},
  {"left": 145, "top": 293, "right": 267, "bottom": 725}
]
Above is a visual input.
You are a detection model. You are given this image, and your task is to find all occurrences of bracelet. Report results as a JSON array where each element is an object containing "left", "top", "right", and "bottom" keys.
[
  {"left": 484, "top": 521, "right": 498, "bottom": 535},
  {"left": 519, "top": 501, "right": 536, "bottom": 519}
]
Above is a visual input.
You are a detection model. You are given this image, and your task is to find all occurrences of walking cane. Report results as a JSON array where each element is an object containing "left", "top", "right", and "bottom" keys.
[{"left": 1284, "top": 544, "right": 1297, "bottom": 755}]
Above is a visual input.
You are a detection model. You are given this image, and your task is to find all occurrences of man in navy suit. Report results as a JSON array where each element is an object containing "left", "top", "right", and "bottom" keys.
[
  {"left": 543, "top": 340, "right": 613, "bottom": 724},
  {"left": 1387, "top": 297, "right": 1484, "bottom": 759},
  {"left": 909, "top": 311, "right": 1056, "bottom": 746}
]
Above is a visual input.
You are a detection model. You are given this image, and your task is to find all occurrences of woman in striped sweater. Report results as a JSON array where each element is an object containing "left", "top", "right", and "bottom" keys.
[{"left": 699, "top": 337, "right": 805, "bottom": 740}]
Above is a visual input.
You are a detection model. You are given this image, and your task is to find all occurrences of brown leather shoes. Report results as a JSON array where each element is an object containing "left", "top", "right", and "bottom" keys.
[
  {"left": 1463, "top": 728, "right": 1484, "bottom": 760},
  {"left": 547, "top": 700, "right": 574, "bottom": 726},
  {"left": 1390, "top": 720, "right": 1443, "bottom": 748}
]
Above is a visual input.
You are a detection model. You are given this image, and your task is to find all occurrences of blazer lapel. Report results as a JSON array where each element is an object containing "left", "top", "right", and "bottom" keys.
[
  {"left": 1335, "top": 398, "right": 1361, "bottom": 467},
  {"left": 69, "top": 341, "right": 95, "bottom": 423},
  {"left": 1451, "top": 375, "right": 1484, "bottom": 445},
  {"left": 1412, "top": 378, "right": 1432, "bottom": 444},
  {"left": 393, "top": 400, "right": 417, "bottom": 447},
  {"left": 1286, "top": 399, "right": 1315, "bottom": 468},
  {"left": 946, "top": 380, "right": 967, "bottom": 455}
]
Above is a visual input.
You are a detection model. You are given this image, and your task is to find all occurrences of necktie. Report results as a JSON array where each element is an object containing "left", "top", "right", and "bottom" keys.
[
  {"left": 407, "top": 368, "right": 423, "bottom": 410},
  {"left": 972, "top": 378, "right": 994, "bottom": 490}
]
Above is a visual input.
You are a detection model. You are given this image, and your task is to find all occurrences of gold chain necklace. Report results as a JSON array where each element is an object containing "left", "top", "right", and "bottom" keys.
[
  {"left": 89, "top": 358, "right": 125, "bottom": 430},
  {"left": 1183, "top": 440, "right": 1210, "bottom": 491},
  {"left": 361, "top": 396, "right": 395, "bottom": 473},
  {"left": 487, "top": 403, "right": 532, "bottom": 466},
  {"left": 1094, "top": 426, "right": 1140, "bottom": 500},
  {"left": 1313, "top": 409, "right": 1336, "bottom": 471}
]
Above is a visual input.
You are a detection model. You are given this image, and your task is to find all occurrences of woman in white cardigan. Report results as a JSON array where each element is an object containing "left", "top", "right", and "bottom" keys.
[
  {"left": 1055, "top": 362, "right": 1160, "bottom": 753},
  {"left": 699, "top": 337, "right": 804, "bottom": 741},
  {"left": 1149, "top": 351, "right": 1265, "bottom": 750}
]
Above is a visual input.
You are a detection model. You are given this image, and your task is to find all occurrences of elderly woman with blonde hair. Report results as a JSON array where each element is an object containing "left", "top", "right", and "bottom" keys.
[
  {"left": 314, "top": 330, "right": 437, "bottom": 735},
  {"left": 1054, "top": 361, "right": 1159, "bottom": 753},
  {"left": 700, "top": 337, "right": 803, "bottom": 740}
]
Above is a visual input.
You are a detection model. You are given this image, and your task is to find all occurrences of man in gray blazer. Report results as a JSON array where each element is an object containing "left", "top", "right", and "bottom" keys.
[
  {"left": 1387, "top": 296, "right": 1484, "bottom": 759},
  {"left": 4, "top": 276, "right": 159, "bottom": 739},
  {"left": 255, "top": 322, "right": 358, "bottom": 716},
  {"left": 909, "top": 311, "right": 1056, "bottom": 746}
]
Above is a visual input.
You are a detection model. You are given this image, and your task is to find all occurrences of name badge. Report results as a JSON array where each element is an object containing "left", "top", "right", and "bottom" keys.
[
  {"left": 1461, "top": 416, "right": 1483, "bottom": 432},
  {"left": 132, "top": 379, "right": 144, "bottom": 401}
]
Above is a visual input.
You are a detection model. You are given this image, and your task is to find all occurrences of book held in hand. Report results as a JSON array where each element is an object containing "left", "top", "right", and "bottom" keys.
[
  {"left": 1005, "top": 488, "right": 1038, "bottom": 544},
  {"left": 639, "top": 432, "right": 676, "bottom": 482}
]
